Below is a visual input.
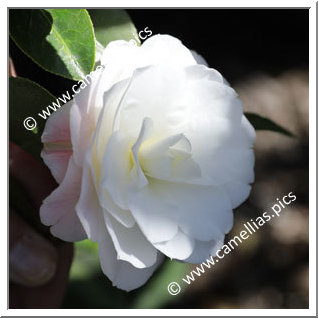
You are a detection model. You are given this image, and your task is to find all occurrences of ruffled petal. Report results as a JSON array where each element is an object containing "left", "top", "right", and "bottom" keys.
[
  {"left": 98, "top": 221, "right": 164, "bottom": 291},
  {"left": 70, "top": 67, "right": 104, "bottom": 167},
  {"left": 41, "top": 102, "right": 73, "bottom": 183},
  {"left": 113, "top": 64, "right": 254, "bottom": 188},
  {"left": 99, "top": 131, "right": 132, "bottom": 210},
  {"left": 154, "top": 230, "right": 195, "bottom": 260},
  {"left": 223, "top": 180, "right": 252, "bottom": 209},
  {"left": 40, "top": 157, "right": 86, "bottom": 242},
  {"left": 191, "top": 50, "right": 209, "bottom": 66},
  {"left": 40, "top": 149, "right": 72, "bottom": 184},
  {"left": 75, "top": 158, "right": 104, "bottom": 242},
  {"left": 128, "top": 179, "right": 233, "bottom": 243},
  {"left": 104, "top": 213, "right": 158, "bottom": 268},
  {"left": 41, "top": 101, "right": 72, "bottom": 144},
  {"left": 184, "top": 237, "right": 224, "bottom": 264},
  {"left": 112, "top": 253, "right": 164, "bottom": 291},
  {"left": 100, "top": 34, "right": 196, "bottom": 78},
  {"left": 141, "top": 34, "right": 197, "bottom": 67}
]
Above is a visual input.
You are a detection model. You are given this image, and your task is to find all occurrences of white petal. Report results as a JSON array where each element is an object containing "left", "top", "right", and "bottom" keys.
[
  {"left": 98, "top": 222, "right": 121, "bottom": 283},
  {"left": 128, "top": 179, "right": 233, "bottom": 243},
  {"left": 112, "top": 253, "right": 165, "bottom": 292},
  {"left": 154, "top": 230, "right": 195, "bottom": 260},
  {"left": 100, "top": 35, "right": 196, "bottom": 77},
  {"left": 75, "top": 158, "right": 104, "bottom": 242},
  {"left": 185, "top": 64, "right": 224, "bottom": 83},
  {"left": 101, "top": 195, "right": 135, "bottom": 228},
  {"left": 185, "top": 237, "right": 224, "bottom": 264},
  {"left": 191, "top": 50, "right": 209, "bottom": 66},
  {"left": 104, "top": 213, "right": 157, "bottom": 268},
  {"left": 115, "top": 65, "right": 191, "bottom": 139},
  {"left": 40, "top": 157, "right": 87, "bottom": 242},
  {"left": 93, "top": 78, "right": 132, "bottom": 163},
  {"left": 141, "top": 34, "right": 197, "bottom": 67},
  {"left": 98, "top": 221, "right": 164, "bottom": 291},
  {"left": 114, "top": 64, "right": 254, "bottom": 188},
  {"left": 99, "top": 131, "right": 132, "bottom": 210},
  {"left": 139, "top": 133, "right": 201, "bottom": 183},
  {"left": 223, "top": 181, "right": 252, "bottom": 209},
  {"left": 88, "top": 127, "right": 137, "bottom": 228},
  {"left": 130, "top": 117, "right": 152, "bottom": 188},
  {"left": 70, "top": 68, "right": 104, "bottom": 167}
]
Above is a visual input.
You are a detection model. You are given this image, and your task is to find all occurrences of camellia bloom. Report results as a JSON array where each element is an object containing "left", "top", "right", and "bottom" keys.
[{"left": 40, "top": 35, "right": 255, "bottom": 291}]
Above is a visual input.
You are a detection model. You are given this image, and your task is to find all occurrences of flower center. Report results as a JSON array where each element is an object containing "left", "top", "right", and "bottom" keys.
[{"left": 129, "top": 117, "right": 201, "bottom": 186}]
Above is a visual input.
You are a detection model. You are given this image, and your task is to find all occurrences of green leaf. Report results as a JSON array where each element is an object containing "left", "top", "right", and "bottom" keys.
[
  {"left": 132, "top": 260, "right": 191, "bottom": 309},
  {"left": 88, "top": 9, "right": 140, "bottom": 48},
  {"left": 69, "top": 240, "right": 100, "bottom": 280},
  {"left": 9, "top": 9, "right": 95, "bottom": 80},
  {"left": 245, "top": 112, "right": 294, "bottom": 137},
  {"left": 9, "top": 77, "right": 56, "bottom": 159}
]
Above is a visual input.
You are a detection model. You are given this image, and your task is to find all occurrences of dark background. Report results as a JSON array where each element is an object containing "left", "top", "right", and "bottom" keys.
[
  {"left": 10, "top": 9, "right": 309, "bottom": 94},
  {"left": 129, "top": 9, "right": 309, "bottom": 82}
]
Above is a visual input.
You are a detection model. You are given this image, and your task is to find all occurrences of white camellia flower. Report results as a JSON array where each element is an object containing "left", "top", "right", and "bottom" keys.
[{"left": 40, "top": 34, "right": 255, "bottom": 291}]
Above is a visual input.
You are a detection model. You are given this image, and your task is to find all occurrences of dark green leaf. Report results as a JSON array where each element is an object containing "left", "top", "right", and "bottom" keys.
[
  {"left": 9, "top": 9, "right": 95, "bottom": 80},
  {"left": 9, "top": 77, "right": 56, "bottom": 159},
  {"left": 245, "top": 112, "right": 294, "bottom": 137},
  {"left": 88, "top": 9, "right": 140, "bottom": 48}
]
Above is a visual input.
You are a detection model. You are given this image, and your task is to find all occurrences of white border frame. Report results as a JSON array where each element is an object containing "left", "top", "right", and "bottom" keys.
[{"left": 3, "top": 0, "right": 316, "bottom": 316}]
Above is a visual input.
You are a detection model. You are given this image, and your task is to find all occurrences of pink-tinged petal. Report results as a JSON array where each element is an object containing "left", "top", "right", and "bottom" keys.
[
  {"left": 41, "top": 149, "right": 72, "bottom": 184},
  {"left": 50, "top": 210, "right": 87, "bottom": 242},
  {"left": 41, "top": 102, "right": 72, "bottom": 144},
  {"left": 41, "top": 102, "right": 73, "bottom": 183},
  {"left": 70, "top": 69, "right": 104, "bottom": 167},
  {"left": 40, "top": 156, "right": 86, "bottom": 242},
  {"left": 70, "top": 101, "right": 95, "bottom": 168}
]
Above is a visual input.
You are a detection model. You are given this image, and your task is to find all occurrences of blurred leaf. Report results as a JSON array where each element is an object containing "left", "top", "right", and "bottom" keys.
[
  {"left": 67, "top": 241, "right": 190, "bottom": 309},
  {"left": 66, "top": 239, "right": 134, "bottom": 309},
  {"left": 245, "top": 112, "right": 294, "bottom": 137},
  {"left": 9, "top": 77, "right": 56, "bottom": 159},
  {"left": 69, "top": 240, "right": 100, "bottom": 280},
  {"left": 9, "top": 9, "right": 95, "bottom": 80},
  {"left": 88, "top": 9, "right": 140, "bottom": 48},
  {"left": 132, "top": 260, "right": 191, "bottom": 309}
]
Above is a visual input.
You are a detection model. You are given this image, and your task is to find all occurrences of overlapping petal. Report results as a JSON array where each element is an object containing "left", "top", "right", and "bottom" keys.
[{"left": 40, "top": 34, "right": 255, "bottom": 292}]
